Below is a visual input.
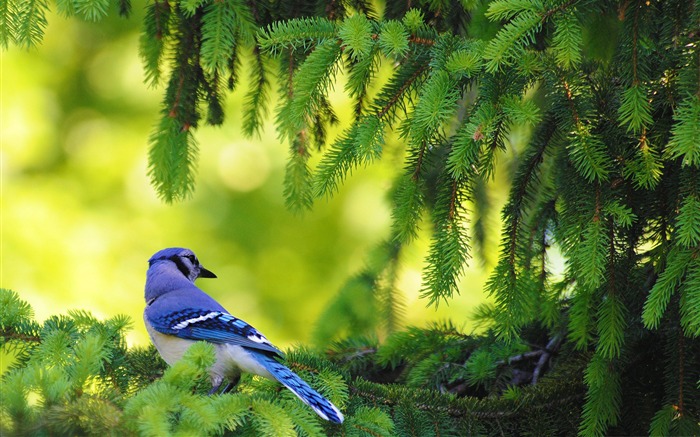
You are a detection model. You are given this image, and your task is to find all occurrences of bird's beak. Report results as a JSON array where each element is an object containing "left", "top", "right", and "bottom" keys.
[{"left": 199, "top": 267, "right": 217, "bottom": 278}]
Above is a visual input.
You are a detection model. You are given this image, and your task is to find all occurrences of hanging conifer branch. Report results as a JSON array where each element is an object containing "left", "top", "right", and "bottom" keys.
[
  {"left": 148, "top": 8, "right": 205, "bottom": 202},
  {"left": 391, "top": 143, "right": 428, "bottom": 243},
  {"left": 375, "top": 57, "right": 430, "bottom": 120},
  {"left": 139, "top": 0, "right": 172, "bottom": 87},
  {"left": 421, "top": 173, "right": 472, "bottom": 306},
  {"left": 485, "top": 115, "right": 556, "bottom": 339}
]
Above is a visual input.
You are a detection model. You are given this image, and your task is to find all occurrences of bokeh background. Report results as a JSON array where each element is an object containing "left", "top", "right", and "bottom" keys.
[{"left": 1, "top": 6, "right": 500, "bottom": 353}]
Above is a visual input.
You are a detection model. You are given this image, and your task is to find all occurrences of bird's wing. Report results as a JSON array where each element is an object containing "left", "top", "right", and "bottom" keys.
[{"left": 146, "top": 308, "right": 283, "bottom": 356}]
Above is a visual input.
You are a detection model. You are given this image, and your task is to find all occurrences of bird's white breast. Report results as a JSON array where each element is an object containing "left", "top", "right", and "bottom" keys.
[{"left": 144, "top": 314, "right": 197, "bottom": 365}]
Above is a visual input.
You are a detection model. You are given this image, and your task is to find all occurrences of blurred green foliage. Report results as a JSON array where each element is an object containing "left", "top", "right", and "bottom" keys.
[{"left": 1, "top": 6, "right": 492, "bottom": 353}]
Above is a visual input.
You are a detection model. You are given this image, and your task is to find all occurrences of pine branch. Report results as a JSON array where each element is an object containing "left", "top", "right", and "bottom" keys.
[
  {"left": 421, "top": 175, "right": 471, "bottom": 307},
  {"left": 283, "top": 134, "right": 314, "bottom": 213},
  {"left": 642, "top": 247, "right": 692, "bottom": 330},
  {"left": 372, "top": 52, "right": 431, "bottom": 121},
  {"left": 579, "top": 353, "right": 621, "bottom": 437},
  {"left": 345, "top": 44, "right": 380, "bottom": 117},
  {"left": 148, "top": 115, "right": 200, "bottom": 203},
  {"left": 483, "top": 4, "right": 544, "bottom": 72},
  {"left": 1, "top": 289, "right": 41, "bottom": 348},
  {"left": 391, "top": 170, "right": 426, "bottom": 243},
  {"left": 117, "top": 0, "right": 131, "bottom": 17},
  {"left": 147, "top": 8, "right": 205, "bottom": 202},
  {"left": 618, "top": 84, "right": 653, "bottom": 134},
  {"left": 567, "top": 126, "right": 610, "bottom": 183},
  {"left": 310, "top": 116, "right": 381, "bottom": 200},
  {"left": 199, "top": 0, "right": 238, "bottom": 73},
  {"left": 551, "top": 9, "right": 582, "bottom": 69},
  {"left": 378, "top": 20, "right": 409, "bottom": 59},
  {"left": 596, "top": 293, "right": 626, "bottom": 360},
  {"left": 622, "top": 132, "right": 663, "bottom": 189},
  {"left": 242, "top": 46, "right": 271, "bottom": 137},
  {"left": 338, "top": 13, "right": 374, "bottom": 62},
  {"left": 12, "top": 0, "right": 49, "bottom": 48},
  {"left": 680, "top": 259, "right": 700, "bottom": 337},
  {"left": 258, "top": 17, "right": 337, "bottom": 56},
  {"left": 74, "top": 0, "right": 110, "bottom": 22},
  {"left": 488, "top": 115, "right": 556, "bottom": 339},
  {"left": 139, "top": 0, "right": 172, "bottom": 88},
  {"left": 278, "top": 39, "right": 342, "bottom": 142},
  {"left": 408, "top": 70, "right": 462, "bottom": 146},
  {"left": 665, "top": 95, "right": 700, "bottom": 167},
  {"left": 0, "top": 0, "right": 16, "bottom": 47}
]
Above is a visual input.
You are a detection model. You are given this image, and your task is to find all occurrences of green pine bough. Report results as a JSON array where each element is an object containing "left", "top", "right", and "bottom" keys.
[
  {"left": 0, "top": 289, "right": 595, "bottom": 435},
  {"left": 4, "top": 0, "right": 700, "bottom": 435}
]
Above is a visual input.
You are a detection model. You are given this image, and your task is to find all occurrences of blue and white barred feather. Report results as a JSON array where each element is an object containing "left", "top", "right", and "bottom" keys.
[{"left": 256, "top": 354, "right": 344, "bottom": 423}]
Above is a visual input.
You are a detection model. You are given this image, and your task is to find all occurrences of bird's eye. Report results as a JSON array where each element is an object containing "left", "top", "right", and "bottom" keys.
[{"left": 185, "top": 254, "right": 197, "bottom": 264}]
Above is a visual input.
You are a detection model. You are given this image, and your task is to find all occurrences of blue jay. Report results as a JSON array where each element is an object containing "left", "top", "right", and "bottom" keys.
[{"left": 143, "top": 247, "right": 344, "bottom": 424}]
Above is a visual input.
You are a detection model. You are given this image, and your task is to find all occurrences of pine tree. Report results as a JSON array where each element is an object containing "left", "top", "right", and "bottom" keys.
[{"left": 3, "top": 0, "right": 700, "bottom": 435}]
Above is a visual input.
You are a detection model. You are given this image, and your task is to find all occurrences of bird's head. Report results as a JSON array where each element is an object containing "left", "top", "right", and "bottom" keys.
[{"left": 148, "top": 247, "right": 217, "bottom": 283}]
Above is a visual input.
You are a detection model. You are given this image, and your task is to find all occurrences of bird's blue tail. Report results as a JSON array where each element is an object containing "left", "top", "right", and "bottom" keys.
[{"left": 256, "top": 354, "right": 344, "bottom": 424}]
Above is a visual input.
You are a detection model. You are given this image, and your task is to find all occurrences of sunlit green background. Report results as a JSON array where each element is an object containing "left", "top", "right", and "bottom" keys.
[{"left": 1, "top": 6, "right": 498, "bottom": 351}]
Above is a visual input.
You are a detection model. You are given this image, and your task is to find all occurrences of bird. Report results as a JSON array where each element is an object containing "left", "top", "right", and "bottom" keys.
[{"left": 143, "top": 247, "right": 344, "bottom": 424}]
